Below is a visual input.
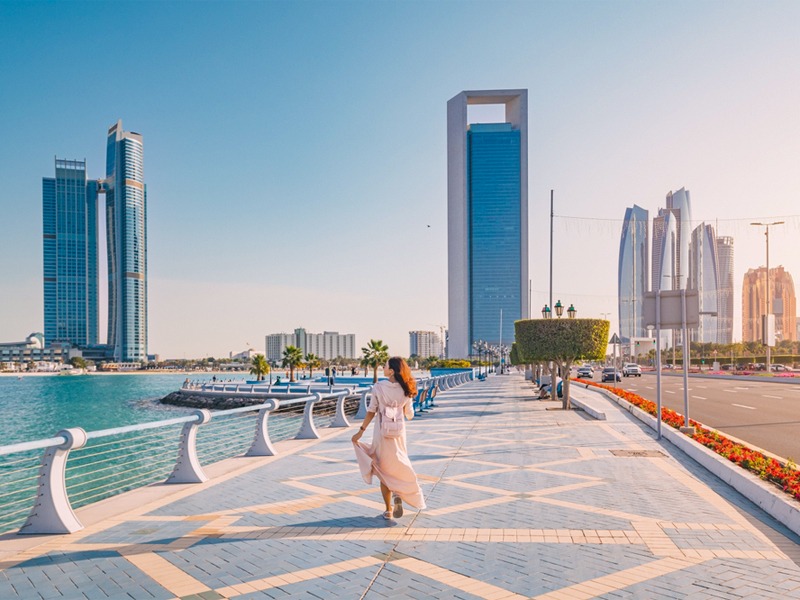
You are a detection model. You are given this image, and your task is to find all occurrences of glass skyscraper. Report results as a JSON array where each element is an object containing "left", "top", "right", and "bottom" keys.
[
  {"left": 689, "top": 223, "right": 720, "bottom": 343},
  {"left": 715, "top": 236, "right": 734, "bottom": 344},
  {"left": 42, "top": 159, "right": 99, "bottom": 347},
  {"left": 618, "top": 205, "right": 649, "bottom": 343},
  {"left": 468, "top": 123, "right": 521, "bottom": 348},
  {"left": 665, "top": 188, "right": 693, "bottom": 290},
  {"left": 447, "top": 90, "right": 528, "bottom": 358},
  {"left": 105, "top": 120, "right": 147, "bottom": 362}
]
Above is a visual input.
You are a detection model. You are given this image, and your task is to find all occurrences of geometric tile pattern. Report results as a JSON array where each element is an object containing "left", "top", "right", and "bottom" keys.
[{"left": 1, "top": 375, "right": 800, "bottom": 598}]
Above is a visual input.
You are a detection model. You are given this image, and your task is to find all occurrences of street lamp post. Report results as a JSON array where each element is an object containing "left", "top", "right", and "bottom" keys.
[{"left": 751, "top": 221, "right": 784, "bottom": 374}]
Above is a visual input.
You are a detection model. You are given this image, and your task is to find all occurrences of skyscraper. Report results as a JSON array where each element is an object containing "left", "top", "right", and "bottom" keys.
[
  {"left": 42, "top": 159, "right": 99, "bottom": 347},
  {"left": 651, "top": 208, "right": 677, "bottom": 293},
  {"left": 447, "top": 90, "right": 528, "bottom": 358},
  {"left": 105, "top": 120, "right": 147, "bottom": 362},
  {"left": 688, "top": 223, "right": 719, "bottom": 343},
  {"left": 665, "top": 188, "right": 693, "bottom": 290},
  {"left": 618, "top": 205, "right": 649, "bottom": 343},
  {"left": 715, "top": 236, "right": 734, "bottom": 344},
  {"left": 742, "top": 266, "right": 797, "bottom": 343}
]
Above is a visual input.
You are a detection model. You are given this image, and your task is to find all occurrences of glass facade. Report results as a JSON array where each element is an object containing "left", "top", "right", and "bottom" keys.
[
  {"left": 106, "top": 121, "right": 147, "bottom": 362},
  {"left": 618, "top": 205, "right": 649, "bottom": 343},
  {"left": 651, "top": 209, "right": 678, "bottom": 348},
  {"left": 42, "top": 159, "right": 99, "bottom": 347},
  {"left": 467, "top": 123, "right": 520, "bottom": 347},
  {"left": 665, "top": 188, "right": 693, "bottom": 290},
  {"left": 715, "top": 236, "right": 734, "bottom": 344},
  {"left": 689, "top": 223, "right": 719, "bottom": 343}
]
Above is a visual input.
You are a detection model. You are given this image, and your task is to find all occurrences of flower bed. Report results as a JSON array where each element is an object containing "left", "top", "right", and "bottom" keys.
[{"left": 581, "top": 379, "right": 800, "bottom": 503}]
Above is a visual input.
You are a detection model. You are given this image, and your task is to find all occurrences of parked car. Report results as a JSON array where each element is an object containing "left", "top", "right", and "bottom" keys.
[
  {"left": 576, "top": 365, "right": 593, "bottom": 379},
  {"left": 622, "top": 363, "right": 642, "bottom": 377},
  {"left": 601, "top": 367, "right": 621, "bottom": 382}
]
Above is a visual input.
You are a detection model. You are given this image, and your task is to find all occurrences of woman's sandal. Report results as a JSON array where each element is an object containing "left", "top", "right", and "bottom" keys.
[
  {"left": 393, "top": 495, "right": 403, "bottom": 518},
  {"left": 383, "top": 510, "right": 393, "bottom": 520}
]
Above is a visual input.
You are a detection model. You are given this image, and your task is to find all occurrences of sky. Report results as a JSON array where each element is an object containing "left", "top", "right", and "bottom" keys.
[{"left": 1, "top": 0, "right": 799, "bottom": 359}]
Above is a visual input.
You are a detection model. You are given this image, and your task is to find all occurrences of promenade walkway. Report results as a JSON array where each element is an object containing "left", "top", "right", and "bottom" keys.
[{"left": 2, "top": 374, "right": 800, "bottom": 599}]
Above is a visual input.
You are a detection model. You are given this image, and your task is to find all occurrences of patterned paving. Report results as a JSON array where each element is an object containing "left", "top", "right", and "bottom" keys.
[{"left": 1, "top": 374, "right": 800, "bottom": 598}]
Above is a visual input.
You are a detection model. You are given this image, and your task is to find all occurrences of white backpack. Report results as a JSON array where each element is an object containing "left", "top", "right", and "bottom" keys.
[{"left": 381, "top": 404, "right": 404, "bottom": 438}]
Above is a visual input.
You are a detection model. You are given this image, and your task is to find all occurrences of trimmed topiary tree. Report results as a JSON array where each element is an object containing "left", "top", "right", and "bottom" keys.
[{"left": 515, "top": 319, "right": 609, "bottom": 409}]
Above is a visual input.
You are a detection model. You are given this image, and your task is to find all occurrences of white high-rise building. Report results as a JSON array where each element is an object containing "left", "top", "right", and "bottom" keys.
[
  {"left": 305, "top": 332, "right": 356, "bottom": 360},
  {"left": 266, "top": 329, "right": 356, "bottom": 362},
  {"left": 265, "top": 333, "right": 295, "bottom": 362},
  {"left": 409, "top": 331, "right": 443, "bottom": 358}
]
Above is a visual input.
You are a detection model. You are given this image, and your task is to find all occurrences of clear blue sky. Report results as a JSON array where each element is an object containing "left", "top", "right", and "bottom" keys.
[{"left": 1, "top": 0, "right": 799, "bottom": 358}]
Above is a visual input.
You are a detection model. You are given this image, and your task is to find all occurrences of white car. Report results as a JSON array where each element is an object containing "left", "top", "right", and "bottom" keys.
[{"left": 622, "top": 363, "right": 642, "bottom": 377}]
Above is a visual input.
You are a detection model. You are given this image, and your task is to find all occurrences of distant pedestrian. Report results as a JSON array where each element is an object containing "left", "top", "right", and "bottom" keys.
[{"left": 352, "top": 356, "right": 425, "bottom": 520}]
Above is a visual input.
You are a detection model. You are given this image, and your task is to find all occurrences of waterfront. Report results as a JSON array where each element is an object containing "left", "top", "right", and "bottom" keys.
[
  {"left": 0, "top": 373, "right": 212, "bottom": 445},
  {"left": 0, "top": 372, "right": 352, "bottom": 534}
]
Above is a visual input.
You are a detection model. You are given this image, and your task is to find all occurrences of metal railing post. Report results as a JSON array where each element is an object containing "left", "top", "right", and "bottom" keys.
[
  {"left": 331, "top": 389, "right": 354, "bottom": 428},
  {"left": 296, "top": 394, "right": 322, "bottom": 439},
  {"left": 246, "top": 400, "right": 279, "bottom": 456},
  {"left": 19, "top": 427, "right": 87, "bottom": 535},
  {"left": 166, "top": 409, "right": 211, "bottom": 484}
]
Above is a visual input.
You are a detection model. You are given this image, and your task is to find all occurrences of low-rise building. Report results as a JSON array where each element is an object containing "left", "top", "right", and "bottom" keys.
[
  {"left": 266, "top": 329, "right": 356, "bottom": 362},
  {"left": 409, "top": 331, "right": 444, "bottom": 358}
]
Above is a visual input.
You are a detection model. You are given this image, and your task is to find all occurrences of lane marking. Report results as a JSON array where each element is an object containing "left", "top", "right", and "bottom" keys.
[
  {"left": 732, "top": 403, "right": 756, "bottom": 410},
  {"left": 763, "top": 395, "right": 783, "bottom": 399},
  {"left": 735, "top": 387, "right": 750, "bottom": 390},
  {"left": 696, "top": 385, "right": 708, "bottom": 389},
  {"left": 645, "top": 386, "right": 654, "bottom": 390},
  {"left": 692, "top": 396, "right": 707, "bottom": 400},
  {"left": 723, "top": 389, "right": 738, "bottom": 393},
  {"left": 664, "top": 390, "right": 675, "bottom": 394}
]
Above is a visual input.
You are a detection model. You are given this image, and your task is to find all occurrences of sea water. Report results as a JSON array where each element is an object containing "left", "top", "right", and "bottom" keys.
[
  {"left": 0, "top": 372, "right": 260, "bottom": 532},
  {"left": 0, "top": 373, "right": 207, "bottom": 445}
]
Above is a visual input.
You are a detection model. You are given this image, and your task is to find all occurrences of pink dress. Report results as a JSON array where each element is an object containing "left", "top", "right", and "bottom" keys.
[{"left": 353, "top": 380, "right": 426, "bottom": 509}]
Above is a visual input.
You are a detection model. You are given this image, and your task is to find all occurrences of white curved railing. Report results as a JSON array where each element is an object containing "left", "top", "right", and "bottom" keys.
[{"left": 0, "top": 371, "right": 474, "bottom": 536}]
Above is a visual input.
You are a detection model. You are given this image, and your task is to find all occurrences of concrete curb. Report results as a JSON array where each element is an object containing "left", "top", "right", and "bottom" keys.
[
  {"left": 567, "top": 389, "right": 606, "bottom": 420},
  {"left": 588, "top": 386, "right": 800, "bottom": 538}
]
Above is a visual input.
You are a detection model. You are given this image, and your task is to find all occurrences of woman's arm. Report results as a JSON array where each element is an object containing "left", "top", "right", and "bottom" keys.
[
  {"left": 403, "top": 398, "right": 414, "bottom": 421},
  {"left": 351, "top": 411, "right": 375, "bottom": 442}
]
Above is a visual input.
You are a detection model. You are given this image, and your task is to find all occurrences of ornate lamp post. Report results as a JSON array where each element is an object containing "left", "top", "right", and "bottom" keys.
[
  {"left": 542, "top": 305, "right": 552, "bottom": 319},
  {"left": 555, "top": 300, "right": 564, "bottom": 318},
  {"left": 567, "top": 304, "right": 577, "bottom": 319}
]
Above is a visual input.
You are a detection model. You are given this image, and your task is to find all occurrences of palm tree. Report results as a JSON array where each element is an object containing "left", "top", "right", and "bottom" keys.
[
  {"left": 304, "top": 353, "right": 321, "bottom": 379},
  {"left": 250, "top": 354, "right": 270, "bottom": 381},
  {"left": 361, "top": 339, "right": 389, "bottom": 383},
  {"left": 282, "top": 345, "right": 304, "bottom": 382}
]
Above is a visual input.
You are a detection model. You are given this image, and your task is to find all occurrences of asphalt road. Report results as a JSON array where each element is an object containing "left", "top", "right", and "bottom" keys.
[{"left": 585, "top": 372, "right": 800, "bottom": 461}]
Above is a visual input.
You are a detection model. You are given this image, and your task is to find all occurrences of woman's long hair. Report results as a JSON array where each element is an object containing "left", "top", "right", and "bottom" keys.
[{"left": 388, "top": 356, "right": 417, "bottom": 398}]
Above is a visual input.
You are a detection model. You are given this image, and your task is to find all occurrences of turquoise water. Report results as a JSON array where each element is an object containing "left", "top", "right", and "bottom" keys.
[
  {"left": 0, "top": 372, "right": 347, "bottom": 533},
  {"left": 0, "top": 373, "right": 217, "bottom": 445}
]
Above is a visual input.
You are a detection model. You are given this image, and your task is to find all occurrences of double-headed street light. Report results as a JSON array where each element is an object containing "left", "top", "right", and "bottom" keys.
[{"left": 750, "top": 221, "right": 784, "bottom": 374}]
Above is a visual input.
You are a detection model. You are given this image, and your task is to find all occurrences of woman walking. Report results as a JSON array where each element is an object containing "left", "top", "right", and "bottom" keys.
[{"left": 352, "top": 356, "right": 426, "bottom": 519}]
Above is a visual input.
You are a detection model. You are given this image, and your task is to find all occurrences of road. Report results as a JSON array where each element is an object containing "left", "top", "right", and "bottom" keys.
[{"left": 588, "top": 372, "right": 800, "bottom": 461}]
